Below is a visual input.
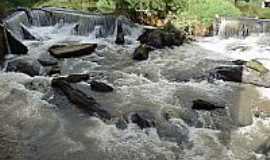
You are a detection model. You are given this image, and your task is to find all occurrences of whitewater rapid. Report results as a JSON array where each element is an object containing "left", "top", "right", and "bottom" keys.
[{"left": 1, "top": 20, "right": 270, "bottom": 160}]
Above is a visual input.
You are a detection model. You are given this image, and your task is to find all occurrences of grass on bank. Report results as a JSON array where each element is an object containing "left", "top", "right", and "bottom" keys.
[{"left": 34, "top": 0, "right": 97, "bottom": 11}]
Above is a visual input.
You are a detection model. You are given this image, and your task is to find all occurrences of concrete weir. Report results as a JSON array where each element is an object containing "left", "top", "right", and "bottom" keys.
[
  {"left": 214, "top": 16, "right": 270, "bottom": 38},
  {"left": 1, "top": 7, "right": 136, "bottom": 58}
]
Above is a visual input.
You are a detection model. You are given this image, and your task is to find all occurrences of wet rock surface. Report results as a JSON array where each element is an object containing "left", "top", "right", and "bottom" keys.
[
  {"left": 6, "top": 29, "right": 28, "bottom": 55},
  {"left": 51, "top": 78, "right": 111, "bottom": 120},
  {"left": 115, "top": 23, "right": 125, "bottom": 45},
  {"left": 133, "top": 44, "right": 153, "bottom": 61},
  {"left": 138, "top": 27, "right": 186, "bottom": 49},
  {"left": 6, "top": 56, "right": 42, "bottom": 76},
  {"left": 0, "top": 24, "right": 8, "bottom": 60},
  {"left": 21, "top": 23, "right": 37, "bottom": 40},
  {"left": 192, "top": 99, "right": 225, "bottom": 111},
  {"left": 49, "top": 43, "right": 97, "bottom": 58},
  {"left": 90, "top": 80, "right": 114, "bottom": 92}
]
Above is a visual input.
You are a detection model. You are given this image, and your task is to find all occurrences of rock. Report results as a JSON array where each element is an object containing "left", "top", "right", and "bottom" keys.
[
  {"left": 115, "top": 22, "right": 125, "bottom": 45},
  {"left": 49, "top": 43, "right": 97, "bottom": 58},
  {"left": 138, "top": 26, "right": 185, "bottom": 49},
  {"left": 210, "top": 66, "right": 243, "bottom": 82},
  {"left": 24, "top": 77, "right": 50, "bottom": 93},
  {"left": 6, "top": 29, "right": 28, "bottom": 55},
  {"left": 38, "top": 54, "right": 58, "bottom": 66},
  {"left": 210, "top": 62, "right": 270, "bottom": 88},
  {"left": 51, "top": 78, "right": 111, "bottom": 120},
  {"left": 90, "top": 80, "right": 113, "bottom": 92},
  {"left": 115, "top": 116, "right": 128, "bottom": 130},
  {"left": 44, "top": 65, "right": 61, "bottom": 76},
  {"left": 232, "top": 60, "right": 247, "bottom": 65},
  {"left": 246, "top": 59, "right": 269, "bottom": 74},
  {"left": 20, "top": 23, "right": 37, "bottom": 40},
  {"left": 0, "top": 24, "right": 8, "bottom": 61},
  {"left": 192, "top": 99, "right": 225, "bottom": 111},
  {"left": 6, "top": 56, "right": 42, "bottom": 76},
  {"left": 54, "top": 74, "right": 90, "bottom": 83},
  {"left": 130, "top": 111, "right": 156, "bottom": 129},
  {"left": 157, "top": 122, "right": 189, "bottom": 145},
  {"left": 133, "top": 44, "right": 153, "bottom": 61}
]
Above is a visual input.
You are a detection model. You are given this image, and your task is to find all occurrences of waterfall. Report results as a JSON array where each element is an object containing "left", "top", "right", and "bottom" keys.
[
  {"left": 4, "top": 11, "right": 30, "bottom": 39},
  {"left": 216, "top": 17, "right": 270, "bottom": 38}
]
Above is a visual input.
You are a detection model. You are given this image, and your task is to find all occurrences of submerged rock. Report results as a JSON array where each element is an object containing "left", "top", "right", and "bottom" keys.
[
  {"left": 157, "top": 122, "right": 189, "bottom": 145},
  {"left": 115, "top": 22, "right": 125, "bottom": 45},
  {"left": 38, "top": 53, "right": 58, "bottom": 66},
  {"left": 138, "top": 26, "right": 185, "bottom": 49},
  {"left": 133, "top": 44, "right": 153, "bottom": 61},
  {"left": 192, "top": 99, "right": 225, "bottom": 111},
  {"left": 90, "top": 80, "right": 114, "bottom": 92},
  {"left": 130, "top": 111, "right": 156, "bottom": 129},
  {"left": 49, "top": 43, "right": 97, "bottom": 58},
  {"left": 51, "top": 78, "right": 111, "bottom": 120},
  {"left": 6, "top": 56, "right": 42, "bottom": 76}
]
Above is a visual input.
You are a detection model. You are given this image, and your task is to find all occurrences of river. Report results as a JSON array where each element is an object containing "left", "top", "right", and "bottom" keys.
[{"left": 1, "top": 8, "right": 270, "bottom": 160}]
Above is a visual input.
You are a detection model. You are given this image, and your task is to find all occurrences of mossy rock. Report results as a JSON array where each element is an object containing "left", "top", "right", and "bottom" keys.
[{"left": 246, "top": 59, "right": 269, "bottom": 75}]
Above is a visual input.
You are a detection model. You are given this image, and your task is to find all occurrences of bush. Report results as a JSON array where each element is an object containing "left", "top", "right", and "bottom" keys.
[
  {"left": 96, "top": 0, "right": 116, "bottom": 13},
  {"left": 97, "top": 0, "right": 187, "bottom": 16}
]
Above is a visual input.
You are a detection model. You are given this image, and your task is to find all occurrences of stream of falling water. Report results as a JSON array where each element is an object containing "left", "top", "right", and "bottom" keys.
[{"left": 1, "top": 20, "right": 270, "bottom": 160}]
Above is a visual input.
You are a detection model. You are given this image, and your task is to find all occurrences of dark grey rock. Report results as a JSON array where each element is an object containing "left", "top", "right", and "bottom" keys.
[
  {"left": 130, "top": 111, "right": 156, "bottom": 129},
  {"left": 138, "top": 26, "right": 186, "bottom": 49},
  {"left": 133, "top": 44, "right": 153, "bottom": 61},
  {"left": 192, "top": 99, "right": 225, "bottom": 111},
  {"left": 6, "top": 29, "right": 28, "bottom": 55},
  {"left": 51, "top": 78, "right": 111, "bottom": 120},
  {"left": 21, "top": 23, "right": 37, "bottom": 40},
  {"left": 54, "top": 74, "right": 90, "bottom": 83},
  {"left": 6, "top": 56, "right": 42, "bottom": 76},
  {"left": 38, "top": 53, "right": 58, "bottom": 66},
  {"left": 90, "top": 80, "right": 113, "bottom": 92},
  {"left": 115, "top": 22, "right": 125, "bottom": 45},
  {"left": 0, "top": 24, "right": 8, "bottom": 61}
]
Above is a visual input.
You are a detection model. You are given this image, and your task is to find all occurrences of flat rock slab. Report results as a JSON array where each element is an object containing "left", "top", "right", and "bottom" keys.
[{"left": 49, "top": 43, "right": 97, "bottom": 58}]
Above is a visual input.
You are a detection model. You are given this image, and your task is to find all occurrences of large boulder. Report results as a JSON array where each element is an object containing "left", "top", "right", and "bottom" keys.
[
  {"left": 115, "top": 22, "right": 125, "bottom": 45},
  {"left": 138, "top": 26, "right": 186, "bottom": 49},
  {"left": 210, "top": 60, "right": 270, "bottom": 87},
  {"left": 133, "top": 44, "right": 153, "bottom": 61},
  {"left": 51, "top": 78, "right": 111, "bottom": 120},
  {"left": 0, "top": 24, "right": 7, "bottom": 60},
  {"left": 6, "top": 56, "right": 42, "bottom": 76},
  {"left": 210, "top": 65, "right": 243, "bottom": 82},
  {"left": 49, "top": 43, "right": 97, "bottom": 58},
  {"left": 6, "top": 29, "right": 28, "bottom": 55}
]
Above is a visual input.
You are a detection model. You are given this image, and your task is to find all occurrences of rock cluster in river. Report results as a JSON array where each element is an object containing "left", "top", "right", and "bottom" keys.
[{"left": 133, "top": 25, "right": 186, "bottom": 61}]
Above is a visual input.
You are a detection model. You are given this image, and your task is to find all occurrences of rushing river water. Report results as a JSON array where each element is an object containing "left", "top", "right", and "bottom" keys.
[{"left": 1, "top": 9, "right": 270, "bottom": 160}]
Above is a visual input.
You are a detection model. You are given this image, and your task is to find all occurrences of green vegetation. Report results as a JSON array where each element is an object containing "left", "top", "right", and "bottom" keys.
[
  {"left": 2, "top": 0, "right": 270, "bottom": 36},
  {"left": 236, "top": 0, "right": 270, "bottom": 19},
  {"left": 34, "top": 0, "right": 97, "bottom": 11}
]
